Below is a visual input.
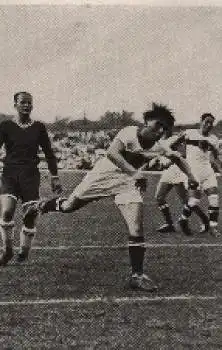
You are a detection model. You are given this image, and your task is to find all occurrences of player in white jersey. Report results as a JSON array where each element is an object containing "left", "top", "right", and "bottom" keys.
[
  {"left": 155, "top": 132, "right": 209, "bottom": 233},
  {"left": 25, "top": 103, "right": 199, "bottom": 291},
  {"left": 179, "top": 113, "right": 221, "bottom": 237}
]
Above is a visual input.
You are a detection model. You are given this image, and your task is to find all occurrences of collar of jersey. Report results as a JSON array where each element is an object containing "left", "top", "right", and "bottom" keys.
[{"left": 13, "top": 118, "right": 34, "bottom": 129}]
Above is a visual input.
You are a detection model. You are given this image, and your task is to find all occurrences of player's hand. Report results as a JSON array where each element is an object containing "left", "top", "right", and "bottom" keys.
[
  {"left": 149, "top": 156, "right": 159, "bottom": 169},
  {"left": 51, "top": 176, "right": 62, "bottom": 194},
  {"left": 158, "top": 156, "right": 171, "bottom": 169},
  {"left": 199, "top": 139, "right": 209, "bottom": 152},
  {"left": 164, "top": 150, "right": 181, "bottom": 159},
  {"left": 175, "top": 131, "right": 186, "bottom": 144},
  {"left": 134, "top": 170, "right": 147, "bottom": 192}
]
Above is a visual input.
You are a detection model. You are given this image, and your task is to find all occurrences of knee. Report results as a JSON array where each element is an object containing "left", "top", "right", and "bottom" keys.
[
  {"left": 23, "top": 212, "right": 38, "bottom": 229},
  {"left": 129, "top": 221, "right": 143, "bottom": 237},
  {"left": 208, "top": 193, "right": 219, "bottom": 207},
  {"left": 1, "top": 208, "right": 14, "bottom": 222},
  {"left": 188, "top": 197, "right": 200, "bottom": 208},
  {"left": 61, "top": 197, "right": 86, "bottom": 212},
  {"left": 60, "top": 199, "right": 75, "bottom": 212}
]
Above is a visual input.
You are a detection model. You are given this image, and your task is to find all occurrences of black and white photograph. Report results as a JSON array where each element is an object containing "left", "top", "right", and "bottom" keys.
[{"left": 0, "top": 1, "right": 221, "bottom": 348}]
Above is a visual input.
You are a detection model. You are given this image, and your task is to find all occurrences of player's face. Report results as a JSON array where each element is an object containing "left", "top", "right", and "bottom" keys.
[
  {"left": 140, "top": 120, "right": 166, "bottom": 149},
  {"left": 201, "top": 116, "right": 214, "bottom": 136},
  {"left": 145, "top": 119, "right": 165, "bottom": 139},
  {"left": 14, "top": 93, "right": 33, "bottom": 116}
]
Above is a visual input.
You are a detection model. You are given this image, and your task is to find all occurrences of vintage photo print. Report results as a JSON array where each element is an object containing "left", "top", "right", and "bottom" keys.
[{"left": 0, "top": 1, "right": 221, "bottom": 349}]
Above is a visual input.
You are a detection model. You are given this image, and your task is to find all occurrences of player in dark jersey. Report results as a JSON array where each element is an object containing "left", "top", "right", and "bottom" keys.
[{"left": 0, "top": 92, "right": 62, "bottom": 266}]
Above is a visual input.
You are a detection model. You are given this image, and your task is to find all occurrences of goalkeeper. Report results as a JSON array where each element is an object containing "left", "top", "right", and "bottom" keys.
[{"left": 0, "top": 92, "right": 62, "bottom": 266}]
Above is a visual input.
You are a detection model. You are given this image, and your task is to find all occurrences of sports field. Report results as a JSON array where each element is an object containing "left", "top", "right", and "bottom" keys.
[{"left": 0, "top": 172, "right": 221, "bottom": 349}]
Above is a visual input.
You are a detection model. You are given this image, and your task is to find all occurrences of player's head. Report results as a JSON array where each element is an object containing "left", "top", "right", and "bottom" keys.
[
  {"left": 141, "top": 103, "right": 175, "bottom": 147},
  {"left": 200, "top": 113, "right": 215, "bottom": 136},
  {"left": 14, "top": 91, "right": 33, "bottom": 116}
]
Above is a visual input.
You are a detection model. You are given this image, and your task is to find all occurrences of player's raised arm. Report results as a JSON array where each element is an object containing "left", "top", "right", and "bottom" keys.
[
  {"left": 210, "top": 140, "right": 222, "bottom": 174},
  {"left": 39, "top": 123, "right": 62, "bottom": 194},
  {"left": 163, "top": 149, "right": 198, "bottom": 188},
  {"left": 208, "top": 136, "right": 220, "bottom": 159}
]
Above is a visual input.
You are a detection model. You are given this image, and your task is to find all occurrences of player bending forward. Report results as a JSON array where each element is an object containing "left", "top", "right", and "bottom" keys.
[
  {"left": 179, "top": 113, "right": 221, "bottom": 237},
  {"left": 25, "top": 103, "right": 198, "bottom": 291},
  {"left": 155, "top": 132, "right": 209, "bottom": 234},
  {"left": 0, "top": 92, "right": 62, "bottom": 266}
]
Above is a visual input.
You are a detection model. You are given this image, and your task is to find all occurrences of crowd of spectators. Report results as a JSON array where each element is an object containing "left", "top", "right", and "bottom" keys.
[
  {"left": 0, "top": 127, "right": 221, "bottom": 172},
  {"left": 38, "top": 130, "right": 115, "bottom": 170}
]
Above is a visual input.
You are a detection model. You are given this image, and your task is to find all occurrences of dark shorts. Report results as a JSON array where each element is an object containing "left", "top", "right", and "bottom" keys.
[{"left": 1, "top": 166, "right": 40, "bottom": 203}]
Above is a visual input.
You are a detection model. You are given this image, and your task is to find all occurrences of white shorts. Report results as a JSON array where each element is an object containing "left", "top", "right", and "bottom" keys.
[
  {"left": 192, "top": 166, "right": 217, "bottom": 191},
  {"left": 159, "top": 164, "right": 188, "bottom": 185},
  {"left": 71, "top": 159, "right": 143, "bottom": 205}
]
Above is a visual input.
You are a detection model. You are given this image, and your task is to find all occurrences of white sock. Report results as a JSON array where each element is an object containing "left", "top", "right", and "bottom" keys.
[
  {"left": 0, "top": 220, "right": 14, "bottom": 249},
  {"left": 20, "top": 226, "right": 36, "bottom": 250}
]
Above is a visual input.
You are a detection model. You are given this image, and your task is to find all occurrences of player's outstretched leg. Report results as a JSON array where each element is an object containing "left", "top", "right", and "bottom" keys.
[
  {"left": 116, "top": 200, "right": 158, "bottom": 292},
  {"left": 40, "top": 196, "right": 67, "bottom": 213},
  {"left": 23, "top": 194, "right": 101, "bottom": 228},
  {"left": 23, "top": 197, "right": 69, "bottom": 219}
]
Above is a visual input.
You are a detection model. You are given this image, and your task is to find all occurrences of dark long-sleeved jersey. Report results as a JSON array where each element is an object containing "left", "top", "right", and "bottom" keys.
[{"left": 0, "top": 120, "right": 58, "bottom": 175}]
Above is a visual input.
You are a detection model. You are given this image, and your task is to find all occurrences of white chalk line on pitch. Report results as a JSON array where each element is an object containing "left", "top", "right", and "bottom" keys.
[
  {"left": 42, "top": 169, "right": 222, "bottom": 176},
  {"left": 15, "top": 243, "right": 222, "bottom": 250},
  {"left": 0, "top": 295, "right": 219, "bottom": 307}
]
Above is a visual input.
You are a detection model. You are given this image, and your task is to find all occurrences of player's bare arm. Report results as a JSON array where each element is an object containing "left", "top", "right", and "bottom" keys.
[
  {"left": 208, "top": 140, "right": 219, "bottom": 158},
  {"left": 163, "top": 150, "right": 198, "bottom": 187},
  {"left": 106, "top": 138, "right": 138, "bottom": 176},
  {"left": 39, "top": 124, "right": 62, "bottom": 194},
  {"left": 107, "top": 134, "right": 149, "bottom": 192},
  {"left": 211, "top": 148, "right": 222, "bottom": 174}
]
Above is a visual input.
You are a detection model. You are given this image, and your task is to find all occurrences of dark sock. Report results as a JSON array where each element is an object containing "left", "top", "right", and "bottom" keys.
[
  {"left": 40, "top": 197, "right": 66, "bottom": 213},
  {"left": 181, "top": 204, "right": 192, "bottom": 220},
  {"left": 192, "top": 206, "right": 209, "bottom": 225},
  {"left": 128, "top": 236, "right": 145, "bottom": 275},
  {"left": 159, "top": 203, "right": 174, "bottom": 226}
]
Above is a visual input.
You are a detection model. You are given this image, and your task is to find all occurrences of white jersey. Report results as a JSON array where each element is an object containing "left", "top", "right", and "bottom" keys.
[
  {"left": 73, "top": 126, "right": 145, "bottom": 204},
  {"left": 158, "top": 134, "right": 179, "bottom": 149},
  {"left": 158, "top": 135, "right": 188, "bottom": 185},
  {"left": 114, "top": 125, "right": 142, "bottom": 153},
  {"left": 93, "top": 126, "right": 142, "bottom": 173},
  {"left": 185, "top": 129, "right": 219, "bottom": 169}
]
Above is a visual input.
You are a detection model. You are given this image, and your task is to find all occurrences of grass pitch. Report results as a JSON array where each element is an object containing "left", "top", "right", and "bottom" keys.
[{"left": 0, "top": 172, "right": 221, "bottom": 349}]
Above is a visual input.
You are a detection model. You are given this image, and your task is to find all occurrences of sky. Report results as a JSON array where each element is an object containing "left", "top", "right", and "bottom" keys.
[{"left": 0, "top": 4, "right": 222, "bottom": 124}]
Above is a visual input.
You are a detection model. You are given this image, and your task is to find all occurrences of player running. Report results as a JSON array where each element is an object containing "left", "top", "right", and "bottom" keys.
[
  {"left": 178, "top": 113, "right": 221, "bottom": 237},
  {"left": 155, "top": 132, "right": 209, "bottom": 234},
  {"left": 0, "top": 92, "right": 62, "bottom": 266},
  {"left": 25, "top": 103, "right": 199, "bottom": 291}
]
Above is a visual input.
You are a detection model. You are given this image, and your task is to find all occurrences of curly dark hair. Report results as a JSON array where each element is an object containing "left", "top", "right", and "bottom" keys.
[
  {"left": 143, "top": 103, "right": 175, "bottom": 129},
  {"left": 201, "top": 113, "right": 215, "bottom": 122},
  {"left": 14, "top": 91, "right": 32, "bottom": 103}
]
